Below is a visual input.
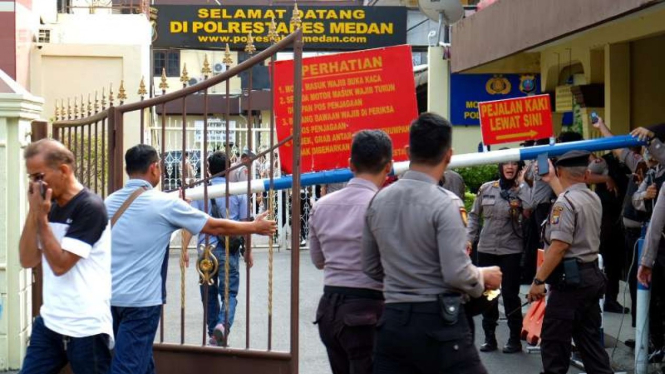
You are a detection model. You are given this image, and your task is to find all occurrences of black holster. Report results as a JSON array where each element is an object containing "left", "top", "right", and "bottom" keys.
[
  {"left": 437, "top": 294, "right": 461, "bottom": 325},
  {"left": 546, "top": 258, "right": 581, "bottom": 288}
]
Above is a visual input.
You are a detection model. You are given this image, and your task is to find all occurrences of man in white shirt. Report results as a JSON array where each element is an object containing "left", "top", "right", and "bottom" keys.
[{"left": 19, "top": 139, "right": 113, "bottom": 374}]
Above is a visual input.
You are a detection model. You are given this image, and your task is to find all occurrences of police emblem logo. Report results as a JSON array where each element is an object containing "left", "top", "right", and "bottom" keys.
[
  {"left": 459, "top": 207, "right": 468, "bottom": 227},
  {"left": 519, "top": 74, "right": 537, "bottom": 94},
  {"left": 551, "top": 205, "right": 564, "bottom": 224},
  {"left": 486, "top": 74, "right": 511, "bottom": 95}
]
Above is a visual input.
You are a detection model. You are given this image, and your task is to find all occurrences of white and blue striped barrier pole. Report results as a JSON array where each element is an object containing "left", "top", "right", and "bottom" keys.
[
  {"left": 183, "top": 134, "right": 646, "bottom": 200},
  {"left": 636, "top": 234, "right": 649, "bottom": 374}
]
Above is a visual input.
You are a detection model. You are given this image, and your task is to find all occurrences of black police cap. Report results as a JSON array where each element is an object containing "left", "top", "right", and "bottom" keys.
[{"left": 555, "top": 150, "right": 591, "bottom": 168}]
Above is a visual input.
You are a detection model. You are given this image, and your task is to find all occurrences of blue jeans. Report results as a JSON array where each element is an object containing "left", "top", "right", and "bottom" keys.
[
  {"left": 21, "top": 316, "right": 111, "bottom": 374},
  {"left": 110, "top": 305, "right": 161, "bottom": 374},
  {"left": 200, "top": 245, "right": 240, "bottom": 336}
]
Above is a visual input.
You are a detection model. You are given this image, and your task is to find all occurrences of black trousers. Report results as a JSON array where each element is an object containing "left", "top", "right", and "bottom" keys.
[
  {"left": 374, "top": 302, "right": 487, "bottom": 374},
  {"left": 315, "top": 290, "right": 384, "bottom": 374},
  {"left": 522, "top": 202, "right": 551, "bottom": 282},
  {"left": 478, "top": 252, "right": 523, "bottom": 340},
  {"left": 600, "top": 219, "right": 626, "bottom": 303},
  {"left": 541, "top": 266, "right": 612, "bottom": 374}
]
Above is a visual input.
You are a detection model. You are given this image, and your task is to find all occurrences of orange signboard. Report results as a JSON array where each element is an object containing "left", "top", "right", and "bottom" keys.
[
  {"left": 273, "top": 45, "right": 418, "bottom": 174},
  {"left": 478, "top": 94, "right": 553, "bottom": 145}
]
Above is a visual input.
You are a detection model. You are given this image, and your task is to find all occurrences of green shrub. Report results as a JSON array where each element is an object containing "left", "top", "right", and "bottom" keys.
[
  {"left": 464, "top": 191, "right": 475, "bottom": 214},
  {"left": 454, "top": 165, "right": 498, "bottom": 194}
]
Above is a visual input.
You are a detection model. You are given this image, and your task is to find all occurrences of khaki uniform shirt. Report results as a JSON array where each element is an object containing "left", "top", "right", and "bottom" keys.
[
  {"left": 362, "top": 170, "right": 484, "bottom": 303},
  {"left": 467, "top": 181, "right": 529, "bottom": 255},
  {"left": 544, "top": 183, "right": 602, "bottom": 263},
  {"left": 228, "top": 161, "right": 248, "bottom": 183}
]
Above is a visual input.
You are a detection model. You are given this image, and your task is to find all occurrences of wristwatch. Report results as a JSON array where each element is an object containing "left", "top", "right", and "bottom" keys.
[{"left": 533, "top": 278, "right": 545, "bottom": 286}]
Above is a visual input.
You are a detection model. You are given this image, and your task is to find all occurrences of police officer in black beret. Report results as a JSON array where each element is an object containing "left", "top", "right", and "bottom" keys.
[{"left": 528, "top": 150, "right": 613, "bottom": 374}]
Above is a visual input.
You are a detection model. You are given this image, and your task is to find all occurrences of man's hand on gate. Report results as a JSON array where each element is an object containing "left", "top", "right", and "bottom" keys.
[
  {"left": 480, "top": 266, "right": 502, "bottom": 290},
  {"left": 638, "top": 265, "right": 652, "bottom": 287},
  {"left": 252, "top": 211, "right": 277, "bottom": 236}
]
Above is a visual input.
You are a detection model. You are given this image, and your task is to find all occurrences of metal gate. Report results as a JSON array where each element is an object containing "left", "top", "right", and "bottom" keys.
[{"left": 43, "top": 28, "right": 304, "bottom": 373}]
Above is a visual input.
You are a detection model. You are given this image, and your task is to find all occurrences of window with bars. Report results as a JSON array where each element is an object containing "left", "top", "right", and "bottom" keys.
[{"left": 153, "top": 50, "right": 180, "bottom": 77}]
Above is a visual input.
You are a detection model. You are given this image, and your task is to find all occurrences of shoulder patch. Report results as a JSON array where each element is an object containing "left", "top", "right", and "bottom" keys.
[
  {"left": 459, "top": 207, "right": 468, "bottom": 227},
  {"left": 493, "top": 181, "right": 499, "bottom": 188},
  {"left": 551, "top": 204, "right": 564, "bottom": 225}
]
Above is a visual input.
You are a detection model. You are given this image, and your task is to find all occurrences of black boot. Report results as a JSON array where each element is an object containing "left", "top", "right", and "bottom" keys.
[
  {"left": 502, "top": 337, "right": 522, "bottom": 353},
  {"left": 480, "top": 332, "right": 498, "bottom": 352}
]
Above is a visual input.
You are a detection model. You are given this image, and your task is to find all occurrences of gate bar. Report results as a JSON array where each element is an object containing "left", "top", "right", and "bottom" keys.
[
  {"left": 181, "top": 134, "right": 646, "bottom": 200},
  {"left": 290, "top": 30, "right": 303, "bottom": 374}
]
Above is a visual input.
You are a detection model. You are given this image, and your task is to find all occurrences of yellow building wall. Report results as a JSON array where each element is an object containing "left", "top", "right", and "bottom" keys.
[
  {"left": 630, "top": 33, "right": 665, "bottom": 128},
  {"left": 604, "top": 43, "right": 631, "bottom": 135},
  {"left": 30, "top": 44, "right": 148, "bottom": 154},
  {"left": 538, "top": 6, "right": 665, "bottom": 135},
  {"left": 153, "top": 50, "right": 243, "bottom": 95}
]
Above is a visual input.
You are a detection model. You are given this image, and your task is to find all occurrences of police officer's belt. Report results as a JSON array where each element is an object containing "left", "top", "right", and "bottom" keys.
[{"left": 323, "top": 285, "right": 383, "bottom": 300}]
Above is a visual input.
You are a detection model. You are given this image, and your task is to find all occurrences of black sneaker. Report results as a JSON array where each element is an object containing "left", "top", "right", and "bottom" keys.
[
  {"left": 480, "top": 338, "right": 498, "bottom": 352},
  {"left": 502, "top": 339, "right": 522, "bottom": 354}
]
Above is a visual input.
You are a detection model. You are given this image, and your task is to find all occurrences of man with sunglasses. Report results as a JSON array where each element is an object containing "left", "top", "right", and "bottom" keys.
[{"left": 19, "top": 139, "right": 113, "bottom": 373}]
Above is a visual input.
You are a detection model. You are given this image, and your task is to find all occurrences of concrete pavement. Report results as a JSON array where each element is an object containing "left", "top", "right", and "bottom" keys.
[{"left": 159, "top": 242, "right": 648, "bottom": 374}]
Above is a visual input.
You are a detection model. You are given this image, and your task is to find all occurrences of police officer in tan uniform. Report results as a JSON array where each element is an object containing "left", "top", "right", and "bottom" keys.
[
  {"left": 467, "top": 160, "right": 530, "bottom": 354},
  {"left": 528, "top": 150, "right": 613, "bottom": 374},
  {"left": 363, "top": 113, "right": 502, "bottom": 374}
]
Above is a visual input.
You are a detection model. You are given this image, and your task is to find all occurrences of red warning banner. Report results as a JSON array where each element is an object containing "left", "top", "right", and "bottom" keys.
[{"left": 273, "top": 45, "right": 418, "bottom": 173}]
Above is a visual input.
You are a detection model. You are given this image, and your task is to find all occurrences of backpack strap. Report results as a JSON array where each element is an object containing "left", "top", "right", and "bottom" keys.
[
  {"left": 209, "top": 198, "right": 225, "bottom": 219},
  {"left": 111, "top": 186, "right": 148, "bottom": 227}
]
